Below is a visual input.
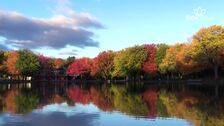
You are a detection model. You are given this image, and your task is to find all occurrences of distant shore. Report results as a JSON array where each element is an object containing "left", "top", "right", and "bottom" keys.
[{"left": 0, "top": 79, "right": 223, "bottom": 85}]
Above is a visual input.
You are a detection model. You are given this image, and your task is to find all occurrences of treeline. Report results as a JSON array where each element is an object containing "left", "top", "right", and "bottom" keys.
[
  {"left": 0, "top": 49, "right": 75, "bottom": 80},
  {"left": 67, "top": 25, "right": 224, "bottom": 80},
  {"left": 0, "top": 25, "right": 224, "bottom": 80}
]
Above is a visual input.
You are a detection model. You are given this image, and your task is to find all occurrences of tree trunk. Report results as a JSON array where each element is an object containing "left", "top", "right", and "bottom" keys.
[
  {"left": 215, "top": 85, "right": 219, "bottom": 100},
  {"left": 126, "top": 76, "right": 129, "bottom": 81},
  {"left": 214, "top": 65, "right": 219, "bottom": 79}
]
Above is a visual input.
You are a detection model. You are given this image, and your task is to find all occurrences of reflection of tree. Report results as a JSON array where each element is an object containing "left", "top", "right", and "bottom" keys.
[
  {"left": 67, "top": 85, "right": 114, "bottom": 111},
  {"left": 51, "top": 94, "right": 64, "bottom": 104},
  {"left": 67, "top": 86, "right": 91, "bottom": 104},
  {"left": 142, "top": 88, "right": 157, "bottom": 117},
  {"left": 89, "top": 86, "right": 114, "bottom": 111},
  {"left": 111, "top": 85, "right": 148, "bottom": 116},
  {"left": 3, "top": 82, "right": 68, "bottom": 112},
  {"left": 16, "top": 92, "right": 39, "bottom": 113},
  {"left": 3, "top": 89, "right": 19, "bottom": 113},
  {"left": 67, "top": 84, "right": 149, "bottom": 117},
  {"left": 156, "top": 96, "right": 168, "bottom": 117},
  {"left": 158, "top": 90, "right": 224, "bottom": 126},
  {"left": 0, "top": 95, "right": 3, "bottom": 112}
]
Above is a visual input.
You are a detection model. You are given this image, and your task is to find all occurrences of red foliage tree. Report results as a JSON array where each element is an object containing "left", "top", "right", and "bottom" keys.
[
  {"left": 67, "top": 58, "right": 92, "bottom": 76},
  {"left": 142, "top": 44, "right": 157, "bottom": 74},
  {"left": 91, "top": 51, "right": 114, "bottom": 79},
  {"left": 38, "top": 55, "right": 52, "bottom": 70}
]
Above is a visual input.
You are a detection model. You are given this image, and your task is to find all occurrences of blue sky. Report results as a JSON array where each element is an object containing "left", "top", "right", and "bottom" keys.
[{"left": 0, "top": 0, "right": 223, "bottom": 58}]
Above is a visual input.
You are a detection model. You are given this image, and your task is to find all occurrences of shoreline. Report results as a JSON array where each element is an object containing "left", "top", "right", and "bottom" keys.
[{"left": 0, "top": 79, "right": 223, "bottom": 85}]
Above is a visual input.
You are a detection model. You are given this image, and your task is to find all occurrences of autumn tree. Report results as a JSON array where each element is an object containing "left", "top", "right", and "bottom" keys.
[
  {"left": 64, "top": 56, "right": 75, "bottom": 69},
  {"left": 38, "top": 55, "right": 52, "bottom": 70},
  {"left": 16, "top": 49, "right": 40, "bottom": 76},
  {"left": 159, "top": 44, "right": 183, "bottom": 78},
  {"left": 67, "top": 58, "right": 92, "bottom": 79},
  {"left": 37, "top": 55, "right": 53, "bottom": 80},
  {"left": 142, "top": 44, "right": 157, "bottom": 75},
  {"left": 113, "top": 45, "right": 148, "bottom": 79},
  {"left": 156, "top": 44, "right": 169, "bottom": 73},
  {"left": 51, "top": 58, "right": 64, "bottom": 70},
  {"left": 0, "top": 51, "right": 7, "bottom": 77},
  {"left": 91, "top": 51, "right": 115, "bottom": 79},
  {"left": 189, "top": 25, "right": 224, "bottom": 79},
  {"left": 5, "top": 51, "right": 20, "bottom": 76},
  {"left": 176, "top": 44, "right": 204, "bottom": 75}
]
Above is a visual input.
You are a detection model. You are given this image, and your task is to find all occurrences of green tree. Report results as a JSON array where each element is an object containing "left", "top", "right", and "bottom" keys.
[
  {"left": 156, "top": 44, "right": 169, "bottom": 69},
  {"left": 189, "top": 25, "right": 224, "bottom": 79},
  {"left": 159, "top": 44, "right": 183, "bottom": 78},
  {"left": 64, "top": 56, "right": 75, "bottom": 69},
  {"left": 112, "top": 45, "right": 148, "bottom": 78},
  {"left": 16, "top": 49, "right": 41, "bottom": 77}
]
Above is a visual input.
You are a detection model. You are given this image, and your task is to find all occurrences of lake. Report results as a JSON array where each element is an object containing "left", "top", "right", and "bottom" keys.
[{"left": 0, "top": 81, "right": 223, "bottom": 126}]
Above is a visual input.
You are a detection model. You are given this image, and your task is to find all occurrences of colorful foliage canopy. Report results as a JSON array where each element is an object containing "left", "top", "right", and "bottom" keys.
[
  {"left": 52, "top": 58, "right": 64, "bottom": 69},
  {"left": 113, "top": 45, "right": 148, "bottom": 77},
  {"left": 64, "top": 56, "right": 75, "bottom": 68},
  {"left": 5, "top": 51, "right": 20, "bottom": 75},
  {"left": 0, "top": 51, "right": 7, "bottom": 75},
  {"left": 159, "top": 44, "right": 183, "bottom": 74},
  {"left": 91, "top": 51, "right": 115, "bottom": 79},
  {"left": 176, "top": 44, "right": 204, "bottom": 75},
  {"left": 189, "top": 25, "right": 224, "bottom": 78},
  {"left": 0, "top": 25, "right": 223, "bottom": 79},
  {"left": 38, "top": 55, "right": 52, "bottom": 70},
  {"left": 67, "top": 58, "right": 92, "bottom": 76},
  {"left": 142, "top": 44, "right": 157, "bottom": 74},
  {"left": 16, "top": 50, "right": 41, "bottom": 76},
  {"left": 156, "top": 44, "right": 169, "bottom": 69}
]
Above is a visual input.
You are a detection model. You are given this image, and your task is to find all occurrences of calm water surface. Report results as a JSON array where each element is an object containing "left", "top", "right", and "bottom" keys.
[{"left": 0, "top": 82, "right": 223, "bottom": 126}]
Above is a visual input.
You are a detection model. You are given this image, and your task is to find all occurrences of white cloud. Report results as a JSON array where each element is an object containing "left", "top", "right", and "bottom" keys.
[
  {"left": 59, "top": 49, "right": 77, "bottom": 56},
  {"left": 52, "top": 0, "right": 103, "bottom": 28},
  {"left": 185, "top": 6, "right": 213, "bottom": 21}
]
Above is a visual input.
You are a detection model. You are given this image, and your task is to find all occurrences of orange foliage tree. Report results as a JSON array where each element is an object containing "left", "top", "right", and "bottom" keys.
[
  {"left": 5, "top": 51, "right": 20, "bottom": 76},
  {"left": 159, "top": 44, "right": 183, "bottom": 76},
  {"left": 52, "top": 58, "right": 64, "bottom": 69},
  {"left": 176, "top": 44, "right": 205, "bottom": 75}
]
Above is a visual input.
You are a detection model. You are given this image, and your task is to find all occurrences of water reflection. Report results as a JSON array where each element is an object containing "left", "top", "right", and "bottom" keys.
[{"left": 0, "top": 82, "right": 223, "bottom": 126}]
